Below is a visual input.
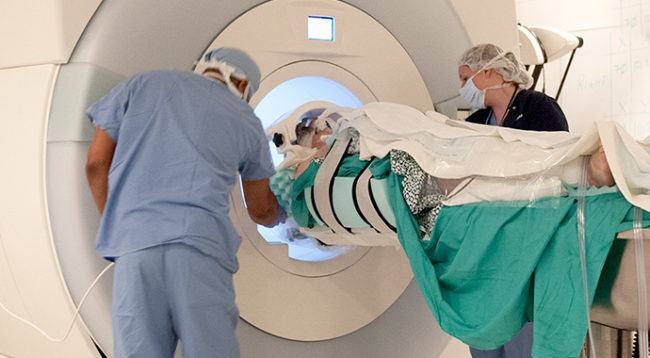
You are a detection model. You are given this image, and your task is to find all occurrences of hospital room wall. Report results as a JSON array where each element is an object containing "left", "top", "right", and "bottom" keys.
[
  {"left": 516, "top": 0, "right": 650, "bottom": 139},
  {"left": 0, "top": 0, "right": 102, "bottom": 68}
]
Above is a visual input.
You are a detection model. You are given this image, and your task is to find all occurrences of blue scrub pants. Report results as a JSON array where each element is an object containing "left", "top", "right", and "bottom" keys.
[
  {"left": 469, "top": 323, "right": 533, "bottom": 358},
  {"left": 112, "top": 243, "right": 240, "bottom": 358}
]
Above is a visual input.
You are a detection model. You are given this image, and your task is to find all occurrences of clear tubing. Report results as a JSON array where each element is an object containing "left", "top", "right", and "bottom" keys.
[
  {"left": 578, "top": 156, "right": 596, "bottom": 357},
  {"left": 634, "top": 206, "right": 649, "bottom": 358}
]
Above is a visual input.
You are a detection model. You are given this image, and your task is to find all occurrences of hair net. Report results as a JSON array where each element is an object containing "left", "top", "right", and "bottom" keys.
[
  {"left": 201, "top": 47, "right": 261, "bottom": 98},
  {"left": 458, "top": 44, "right": 533, "bottom": 89}
]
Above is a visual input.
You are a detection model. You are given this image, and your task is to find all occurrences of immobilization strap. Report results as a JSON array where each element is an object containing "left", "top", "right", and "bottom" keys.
[
  {"left": 313, "top": 129, "right": 353, "bottom": 235},
  {"left": 354, "top": 164, "right": 396, "bottom": 234}
]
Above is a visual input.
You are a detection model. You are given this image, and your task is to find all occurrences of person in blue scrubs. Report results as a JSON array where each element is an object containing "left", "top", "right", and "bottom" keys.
[
  {"left": 457, "top": 43, "right": 569, "bottom": 358},
  {"left": 86, "top": 47, "right": 284, "bottom": 358}
]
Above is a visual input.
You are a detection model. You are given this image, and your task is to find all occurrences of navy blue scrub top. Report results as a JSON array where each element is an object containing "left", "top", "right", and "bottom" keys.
[{"left": 465, "top": 89, "right": 569, "bottom": 132}]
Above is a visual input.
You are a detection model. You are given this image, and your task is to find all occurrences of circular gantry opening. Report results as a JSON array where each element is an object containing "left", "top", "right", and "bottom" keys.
[{"left": 253, "top": 76, "right": 362, "bottom": 262}]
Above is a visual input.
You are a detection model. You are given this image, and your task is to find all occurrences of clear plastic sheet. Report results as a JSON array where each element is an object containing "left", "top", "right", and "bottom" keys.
[
  {"left": 257, "top": 218, "right": 352, "bottom": 262},
  {"left": 578, "top": 156, "right": 596, "bottom": 358},
  {"left": 634, "top": 206, "right": 649, "bottom": 358}
]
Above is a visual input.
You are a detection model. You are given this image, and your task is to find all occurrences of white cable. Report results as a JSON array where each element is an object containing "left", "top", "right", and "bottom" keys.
[{"left": 0, "top": 262, "right": 114, "bottom": 342}]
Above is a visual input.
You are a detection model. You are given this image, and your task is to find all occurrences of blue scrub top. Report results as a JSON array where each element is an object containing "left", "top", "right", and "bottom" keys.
[{"left": 87, "top": 70, "right": 275, "bottom": 272}]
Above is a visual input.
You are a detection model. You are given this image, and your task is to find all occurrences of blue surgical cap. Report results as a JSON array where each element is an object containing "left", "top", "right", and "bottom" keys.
[{"left": 204, "top": 47, "right": 261, "bottom": 97}]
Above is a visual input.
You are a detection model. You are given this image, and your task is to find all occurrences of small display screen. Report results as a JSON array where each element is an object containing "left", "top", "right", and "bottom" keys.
[{"left": 308, "top": 16, "right": 334, "bottom": 41}]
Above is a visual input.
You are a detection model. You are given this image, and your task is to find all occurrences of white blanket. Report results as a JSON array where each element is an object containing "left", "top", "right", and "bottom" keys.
[{"left": 336, "top": 102, "right": 650, "bottom": 211}]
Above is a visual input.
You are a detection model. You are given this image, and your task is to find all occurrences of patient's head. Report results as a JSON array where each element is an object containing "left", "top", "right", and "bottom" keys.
[{"left": 295, "top": 113, "right": 332, "bottom": 150}]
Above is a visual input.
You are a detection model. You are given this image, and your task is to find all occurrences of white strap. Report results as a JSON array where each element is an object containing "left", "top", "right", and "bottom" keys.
[
  {"left": 354, "top": 164, "right": 396, "bottom": 234},
  {"left": 311, "top": 128, "right": 399, "bottom": 246},
  {"left": 313, "top": 129, "right": 353, "bottom": 235}
]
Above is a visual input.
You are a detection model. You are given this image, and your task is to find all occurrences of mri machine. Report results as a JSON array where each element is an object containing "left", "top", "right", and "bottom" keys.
[{"left": 3, "top": 0, "right": 619, "bottom": 357}]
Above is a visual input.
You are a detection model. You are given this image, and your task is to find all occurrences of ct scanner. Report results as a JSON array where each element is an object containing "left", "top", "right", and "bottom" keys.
[{"left": 0, "top": 0, "right": 522, "bottom": 357}]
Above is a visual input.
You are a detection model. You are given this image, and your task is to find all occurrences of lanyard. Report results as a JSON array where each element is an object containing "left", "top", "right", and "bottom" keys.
[{"left": 486, "top": 88, "right": 519, "bottom": 126}]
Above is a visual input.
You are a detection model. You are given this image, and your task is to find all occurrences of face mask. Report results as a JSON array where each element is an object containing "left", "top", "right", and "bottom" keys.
[
  {"left": 459, "top": 75, "right": 512, "bottom": 109},
  {"left": 459, "top": 74, "right": 486, "bottom": 109},
  {"left": 459, "top": 52, "right": 511, "bottom": 109},
  {"left": 199, "top": 61, "right": 251, "bottom": 101}
]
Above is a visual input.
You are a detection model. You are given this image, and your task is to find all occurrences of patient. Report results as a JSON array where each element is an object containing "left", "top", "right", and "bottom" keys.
[
  {"left": 286, "top": 107, "right": 617, "bottom": 239},
  {"left": 294, "top": 114, "right": 333, "bottom": 178},
  {"left": 269, "top": 101, "right": 618, "bottom": 238}
]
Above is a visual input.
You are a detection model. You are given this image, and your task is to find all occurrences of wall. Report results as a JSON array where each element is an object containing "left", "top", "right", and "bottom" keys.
[
  {"left": 451, "top": 0, "right": 519, "bottom": 55},
  {"left": 516, "top": 0, "right": 650, "bottom": 138},
  {"left": 0, "top": 0, "right": 102, "bottom": 68}
]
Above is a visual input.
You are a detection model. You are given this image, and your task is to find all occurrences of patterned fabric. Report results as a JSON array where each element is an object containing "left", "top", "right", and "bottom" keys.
[
  {"left": 389, "top": 150, "right": 444, "bottom": 239},
  {"left": 345, "top": 128, "right": 361, "bottom": 155}
]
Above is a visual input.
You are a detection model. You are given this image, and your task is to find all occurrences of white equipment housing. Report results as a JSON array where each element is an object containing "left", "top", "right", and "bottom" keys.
[{"left": 0, "top": 1, "right": 530, "bottom": 357}]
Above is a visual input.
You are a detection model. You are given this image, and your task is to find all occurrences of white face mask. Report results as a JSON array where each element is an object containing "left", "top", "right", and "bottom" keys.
[
  {"left": 459, "top": 73, "right": 487, "bottom": 109},
  {"left": 198, "top": 61, "right": 250, "bottom": 101},
  {"left": 459, "top": 74, "right": 511, "bottom": 109},
  {"left": 459, "top": 52, "right": 510, "bottom": 109}
]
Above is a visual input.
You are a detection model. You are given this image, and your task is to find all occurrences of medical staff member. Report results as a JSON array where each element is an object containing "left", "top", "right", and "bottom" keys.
[
  {"left": 86, "top": 47, "right": 283, "bottom": 358},
  {"left": 457, "top": 43, "right": 569, "bottom": 358},
  {"left": 459, "top": 43, "right": 568, "bottom": 131}
]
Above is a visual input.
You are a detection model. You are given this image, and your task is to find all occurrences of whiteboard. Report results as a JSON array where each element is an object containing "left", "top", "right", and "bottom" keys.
[{"left": 517, "top": 0, "right": 650, "bottom": 139}]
